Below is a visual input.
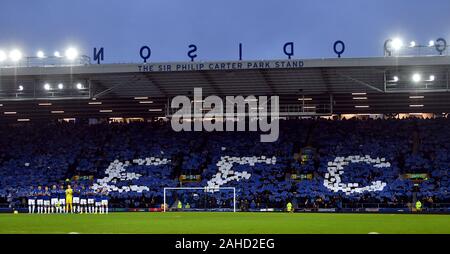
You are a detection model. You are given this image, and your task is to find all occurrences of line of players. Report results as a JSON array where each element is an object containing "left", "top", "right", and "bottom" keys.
[{"left": 27, "top": 184, "right": 109, "bottom": 214}]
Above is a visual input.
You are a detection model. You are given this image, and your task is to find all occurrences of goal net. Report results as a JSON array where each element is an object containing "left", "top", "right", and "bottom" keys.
[{"left": 163, "top": 187, "right": 236, "bottom": 212}]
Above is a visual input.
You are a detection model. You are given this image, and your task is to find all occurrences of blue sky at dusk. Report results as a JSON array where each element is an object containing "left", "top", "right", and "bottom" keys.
[{"left": 1, "top": 0, "right": 449, "bottom": 63}]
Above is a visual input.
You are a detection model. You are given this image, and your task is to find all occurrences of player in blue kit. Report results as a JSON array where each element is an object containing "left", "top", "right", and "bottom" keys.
[
  {"left": 50, "top": 185, "right": 59, "bottom": 213},
  {"left": 87, "top": 187, "right": 95, "bottom": 214},
  {"left": 79, "top": 185, "right": 87, "bottom": 214},
  {"left": 72, "top": 185, "right": 81, "bottom": 213},
  {"left": 58, "top": 185, "right": 66, "bottom": 213},
  {"left": 43, "top": 186, "right": 51, "bottom": 214},
  {"left": 27, "top": 186, "right": 37, "bottom": 214},
  {"left": 94, "top": 189, "right": 102, "bottom": 214},
  {"left": 100, "top": 188, "right": 109, "bottom": 214},
  {"left": 36, "top": 186, "right": 44, "bottom": 214}
]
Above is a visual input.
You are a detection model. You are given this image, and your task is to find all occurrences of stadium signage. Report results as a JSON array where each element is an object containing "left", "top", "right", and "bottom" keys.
[
  {"left": 93, "top": 41, "right": 346, "bottom": 64},
  {"left": 137, "top": 60, "right": 304, "bottom": 72}
]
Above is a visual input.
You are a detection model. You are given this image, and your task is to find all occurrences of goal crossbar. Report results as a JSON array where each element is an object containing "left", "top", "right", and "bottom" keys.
[{"left": 163, "top": 187, "right": 236, "bottom": 212}]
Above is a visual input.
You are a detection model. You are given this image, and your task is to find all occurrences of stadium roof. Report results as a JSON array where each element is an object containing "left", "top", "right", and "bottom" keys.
[{"left": 0, "top": 56, "right": 449, "bottom": 121}]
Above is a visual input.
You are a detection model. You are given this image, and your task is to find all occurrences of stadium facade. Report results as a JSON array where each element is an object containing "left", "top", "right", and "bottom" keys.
[
  {"left": 1, "top": 55, "right": 450, "bottom": 218},
  {"left": 0, "top": 56, "right": 449, "bottom": 122}
]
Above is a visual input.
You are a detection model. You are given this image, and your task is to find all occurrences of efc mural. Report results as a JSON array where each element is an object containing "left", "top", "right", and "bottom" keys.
[{"left": 93, "top": 155, "right": 390, "bottom": 197}]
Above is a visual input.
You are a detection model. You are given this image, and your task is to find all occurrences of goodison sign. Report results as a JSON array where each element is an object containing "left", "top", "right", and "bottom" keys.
[{"left": 92, "top": 41, "right": 347, "bottom": 68}]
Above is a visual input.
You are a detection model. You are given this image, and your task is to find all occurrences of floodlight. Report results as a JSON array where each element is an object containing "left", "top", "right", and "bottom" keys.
[
  {"left": 393, "top": 76, "right": 399, "bottom": 82},
  {"left": 54, "top": 51, "right": 61, "bottom": 57},
  {"left": 429, "top": 75, "right": 435, "bottom": 82},
  {"left": 65, "top": 47, "right": 78, "bottom": 60},
  {"left": 36, "top": 51, "right": 45, "bottom": 58},
  {"left": 391, "top": 38, "right": 403, "bottom": 50},
  {"left": 0, "top": 50, "right": 6, "bottom": 62},
  {"left": 429, "top": 40, "right": 435, "bottom": 47},
  {"left": 18, "top": 85, "right": 24, "bottom": 91},
  {"left": 412, "top": 73, "right": 422, "bottom": 83},
  {"left": 58, "top": 83, "right": 64, "bottom": 89},
  {"left": 409, "top": 41, "right": 416, "bottom": 47},
  {"left": 76, "top": 83, "right": 83, "bottom": 89},
  {"left": 9, "top": 49, "right": 22, "bottom": 62},
  {"left": 44, "top": 83, "right": 51, "bottom": 90}
]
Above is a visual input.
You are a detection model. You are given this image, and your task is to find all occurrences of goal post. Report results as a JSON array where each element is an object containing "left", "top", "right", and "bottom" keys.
[{"left": 163, "top": 187, "right": 236, "bottom": 212}]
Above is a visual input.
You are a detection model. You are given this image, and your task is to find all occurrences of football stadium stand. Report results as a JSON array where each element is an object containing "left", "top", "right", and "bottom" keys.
[
  {"left": 0, "top": 118, "right": 449, "bottom": 213},
  {"left": 0, "top": 56, "right": 450, "bottom": 214}
]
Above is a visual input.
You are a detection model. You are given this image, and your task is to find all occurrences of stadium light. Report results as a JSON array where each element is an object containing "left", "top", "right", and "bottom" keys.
[
  {"left": 0, "top": 50, "right": 7, "bottom": 62},
  {"left": 65, "top": 47, "right": 79, "bottom": 60},
  {"left": 76, "top": 83, "right": 83, "bottom": 89},
  {"left": 36, "top": 50, "right": 45, "bottom": 58},
  {"left": 9, "top": 49, "right": 22, "bottom": 62},
  {"left": 409, "top": 41, "right": 416, "bottom": 47},
  {"left": 44, "top": 83, "right": 51, "bottom": 90},
  {"left": 412, "top": 73, "right": 422, "bottom": 83},
  {"left": 429, "top": 40, "right": 435, "bottom": 47},
  {"left": 58, "top": 83, "right": 64, "bottom": 89},
  {"left": 54, "top": 51, "right": 61, "bottom": 57},
  {"left": 18, "top": 85, "right": 24, "bottom": 91},
  {"left": 393, "top": 76, "right": 399, "bottom": 82},
  {"left": 391, "top": 38, "right": 403, "bottom": 51},
  {"left": 428, "top": 75, "right": 435, "bottom": 82}
]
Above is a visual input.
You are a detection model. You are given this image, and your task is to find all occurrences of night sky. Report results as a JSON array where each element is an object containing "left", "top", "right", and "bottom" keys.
[{"left": 1, "top": 0, "right": 449, "bottom": 63}]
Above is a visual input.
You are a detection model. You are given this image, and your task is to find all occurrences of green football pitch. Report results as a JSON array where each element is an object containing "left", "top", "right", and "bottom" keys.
[{"left": 0, "top": 212, "right": 449, "bottom": 234}]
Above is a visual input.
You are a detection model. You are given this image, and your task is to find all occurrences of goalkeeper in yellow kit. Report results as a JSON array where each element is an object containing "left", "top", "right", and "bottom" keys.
[{"left": 65, "top": 185, "right": 73, "bottom": 213}]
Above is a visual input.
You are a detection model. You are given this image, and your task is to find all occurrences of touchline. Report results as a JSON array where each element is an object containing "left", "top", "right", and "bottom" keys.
[{"left": 170, "top": 88, "right": 280, "bottom": 143}]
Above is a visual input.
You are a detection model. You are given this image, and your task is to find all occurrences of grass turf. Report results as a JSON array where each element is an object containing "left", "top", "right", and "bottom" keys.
[{"left": 0, "top": 212, "right": 449, "bottom": 234}]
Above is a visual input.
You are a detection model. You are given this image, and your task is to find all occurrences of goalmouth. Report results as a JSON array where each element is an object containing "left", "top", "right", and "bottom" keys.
[{"left": 163, "top": 187, "right": 236, "bottom": 212}]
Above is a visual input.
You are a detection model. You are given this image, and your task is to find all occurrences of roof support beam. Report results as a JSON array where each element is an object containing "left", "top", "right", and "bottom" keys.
[
  {"left": 201, "top": 72, "right": 223, "bottom": 95},
  {"left": 142, "top": 73, "right": 168, "bottom": 97},
  {"left": 93, "top": 75, "right": 141, "bottom": 98},
  {"left": 320, "top": 68, "right": 333, "bottom": 93},
  {"left": 337, "top": 73, "right": 384, "bottom": 93},
  {"left": 259, "top": 69, "right": 277, "bottom": 95}
]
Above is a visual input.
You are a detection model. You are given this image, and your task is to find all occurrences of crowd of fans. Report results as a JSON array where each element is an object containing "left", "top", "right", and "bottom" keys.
[{"left": 0, "top": 117, "right": 449, "bottom": 210}]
